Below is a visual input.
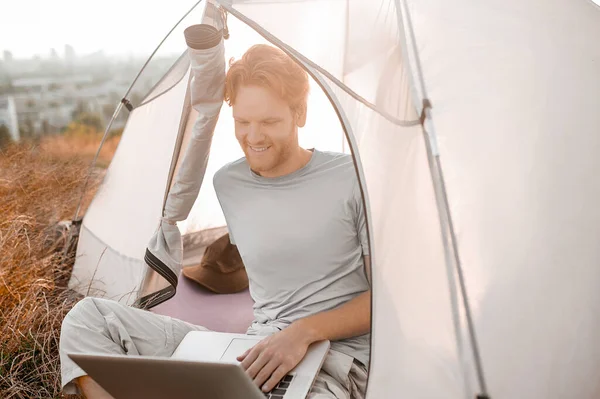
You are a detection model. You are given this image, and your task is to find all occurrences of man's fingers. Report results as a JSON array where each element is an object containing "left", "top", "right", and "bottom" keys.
[
  {"left": 253, "top": 358, "right": 280, "bottom": 389},
  {"left": 245, "top": 351, "right": 270, "bottom": 379},
  {"left": 262, "top": 364, "right": 291, "bottom": 393},
  {"left": 236, "top": 348, "right": 250, "bottom": 362},
  {"left": 240, "top": 347, "right": 261, "bottom": 371}
]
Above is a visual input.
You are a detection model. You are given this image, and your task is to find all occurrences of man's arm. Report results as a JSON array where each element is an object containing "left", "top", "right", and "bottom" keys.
[{"left": 239, "top": 256, "right": 372, "bottom": 392}]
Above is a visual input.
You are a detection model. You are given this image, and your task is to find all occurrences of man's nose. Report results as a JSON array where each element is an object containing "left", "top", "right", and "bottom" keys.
[{"left": 247, "top": 123, "right": 264, "bottom": 143}]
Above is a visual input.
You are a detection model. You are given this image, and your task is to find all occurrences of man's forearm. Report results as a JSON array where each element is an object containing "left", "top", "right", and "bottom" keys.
[{"left": 293, "top": 289, "right": 371, "bottom": 345}]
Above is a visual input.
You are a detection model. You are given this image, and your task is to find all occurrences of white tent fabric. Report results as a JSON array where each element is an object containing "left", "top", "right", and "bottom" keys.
[
  {"left": 68, "top": 0, "right": 600, "bottom": 397},
  {"left": 69, "top": 62, "right": 191, "bottom": 304}
]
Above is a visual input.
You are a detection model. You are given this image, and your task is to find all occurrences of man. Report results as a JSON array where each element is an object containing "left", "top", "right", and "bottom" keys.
[{"left": 59, "top": 44, "right": 371, "bottom": 399}]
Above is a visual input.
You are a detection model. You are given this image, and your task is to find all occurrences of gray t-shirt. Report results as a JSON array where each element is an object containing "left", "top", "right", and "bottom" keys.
[{"left": 213, "top": 149, "right": 371, "bottom": 367}]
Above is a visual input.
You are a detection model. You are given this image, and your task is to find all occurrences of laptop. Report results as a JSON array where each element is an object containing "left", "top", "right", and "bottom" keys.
[{"left": 68, "top": 330, "right": 330, "bottom": 399}]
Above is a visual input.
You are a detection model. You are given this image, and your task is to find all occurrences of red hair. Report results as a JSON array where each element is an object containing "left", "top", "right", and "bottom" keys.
[{"left": 224, "top": 44, "right": 309, "bottom": 115}]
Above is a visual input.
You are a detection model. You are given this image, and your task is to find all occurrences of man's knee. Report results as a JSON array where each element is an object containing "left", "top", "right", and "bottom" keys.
[{"left": 60, "top": 297, "right": 112, "bottom": 341}]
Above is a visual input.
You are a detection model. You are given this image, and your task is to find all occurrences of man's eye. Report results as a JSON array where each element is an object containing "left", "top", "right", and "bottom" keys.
[
  {"left": 236, "top": 121, "right": 249, "bottom": 126},
  {"left": 262, "top": 121, "right": 276, "bottom": 126}
]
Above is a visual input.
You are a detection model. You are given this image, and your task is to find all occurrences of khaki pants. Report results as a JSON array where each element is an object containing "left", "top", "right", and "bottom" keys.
[{"left": 59, "top": 297, "right": 367, "bottom": 398}]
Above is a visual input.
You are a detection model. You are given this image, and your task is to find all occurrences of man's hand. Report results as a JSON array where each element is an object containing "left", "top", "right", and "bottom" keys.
[{"left": 237, "top": 323, "right": 313, "bottom": 392}]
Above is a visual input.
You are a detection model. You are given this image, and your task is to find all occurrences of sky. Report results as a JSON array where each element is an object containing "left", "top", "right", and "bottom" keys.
[
  {"left": 1, "top": 0, "right": 202, "bottom": 58},
  {"left": 3, "top": 0, "right": 600, "bottom": 59}
]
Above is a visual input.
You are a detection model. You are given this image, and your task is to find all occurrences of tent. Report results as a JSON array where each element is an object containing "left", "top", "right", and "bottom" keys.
[{"left": 66, "top": 0, "right": 600, "bottom": 397}]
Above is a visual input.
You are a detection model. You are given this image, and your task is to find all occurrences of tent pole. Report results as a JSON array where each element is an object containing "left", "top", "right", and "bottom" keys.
[
  {"left": 72, "top": 0, "right": 206, "bottom": 221},
  {"left": 422, "top": 118, "right": 491, "bottom": 399},
  {"left": 394, "top": 0, "right": 491, "bottom": 396},
  {"left": 421, "top": 113, "right": 476, "bottom": 398},
  {"left": 434, "top": 150, "right": 491, "bottom": 398}
]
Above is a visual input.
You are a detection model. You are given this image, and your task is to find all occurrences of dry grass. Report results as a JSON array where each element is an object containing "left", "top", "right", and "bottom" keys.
[
  {"left": 0, "top": 133, "right": 118, "bottom": 398},
  {"left": 40, "top": 128, "right": 121, "bottom": 169}
]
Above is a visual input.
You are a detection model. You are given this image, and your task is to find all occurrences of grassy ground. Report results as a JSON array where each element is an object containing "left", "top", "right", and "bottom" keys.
[{"left": 0, "top": 132, "right": 120, "bottom": 398}]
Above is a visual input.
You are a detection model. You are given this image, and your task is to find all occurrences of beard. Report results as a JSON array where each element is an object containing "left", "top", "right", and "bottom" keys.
[
  {"left": 242, "top": 125, "right": 297, "bottom": 177},
  {"left": 244, "top": 139, "right": 294, "bottom": 176}
]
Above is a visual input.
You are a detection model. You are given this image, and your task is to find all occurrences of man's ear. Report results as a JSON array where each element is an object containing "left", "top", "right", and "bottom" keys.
[{"left": 295, "top": 104, "right": 307, "bottom": 128}]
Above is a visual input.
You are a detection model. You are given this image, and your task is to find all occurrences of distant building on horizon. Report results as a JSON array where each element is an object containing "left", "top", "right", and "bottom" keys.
[
  {"left": 12, "top": 75, "right": 94, "bottom": 92},
  {"left": 3, "top": 50, "right": 13, "bottom": 63},
  {"left": 50, "top": 48, "right": 60, "bottom": 61},
  {"left": 0, "top": 96, "right": 20, "bottom": 142},
  {"left": 9, "top": 73, "right": 132, "bottom": 135},
  {"left": 65, "top": 45, "right": 76, "bottom": 65},
  {"left": 0, "top": 52, "right": 170, "bottom": 136},
  {"left": 11, "top": 75, "right": 95, "bottom": 135}
]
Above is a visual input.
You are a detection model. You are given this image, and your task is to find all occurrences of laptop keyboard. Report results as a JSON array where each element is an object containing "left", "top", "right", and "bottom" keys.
[{"left": 264, "top": 374, "right": 294, "bottom": 398}]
